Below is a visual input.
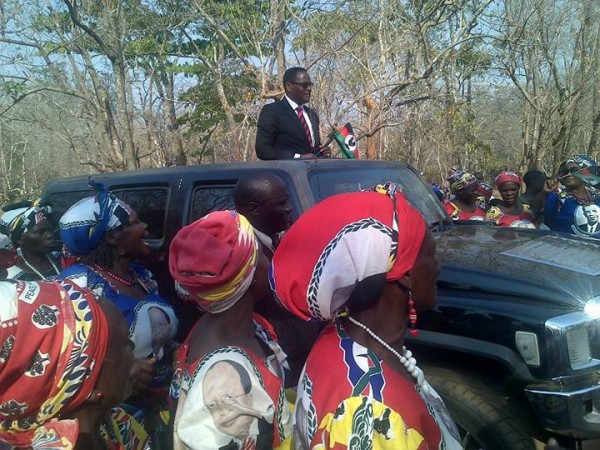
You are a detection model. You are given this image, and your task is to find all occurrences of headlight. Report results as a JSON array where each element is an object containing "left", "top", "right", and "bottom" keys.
[
  {"left": 565, "top": 327, "right": 592, "bottom": 369},
  {"left": 515, "top": 331, "right": 540, "bottom": 366}
]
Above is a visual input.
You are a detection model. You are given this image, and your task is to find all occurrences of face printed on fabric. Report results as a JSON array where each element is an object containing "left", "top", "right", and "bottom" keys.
[
  {"left": 256, "top": 179, "right": 292, "bottom": 236},
  {"left": 285, "top": 71, "right": 313, "bottom": 105},
  {"left": 202, "top": 361, "right": 256, "bottom": 440},
  {"left": 498, "top": 182, "right": 520, "bottom": 206},
  {"left": 148, "top": 307, "right": 170, "bottom": 358},
  {"left": 408, "top": 232, "right": 440, "bottom": 312},
  {"left": 94, "top": 299, "right": 135, "bottom": 407},
  {"left": 583, "top": 205, "right": 600, "bottom": 225},
  {"left": 111, "top": 210, "right": 150, "bottom": 258},
  {"left": 18, "top": 220, "right": 57, "bottom": 254}
]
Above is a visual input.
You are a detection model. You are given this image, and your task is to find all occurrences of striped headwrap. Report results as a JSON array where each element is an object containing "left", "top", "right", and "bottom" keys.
[
  {"left": 59, "top": 186, "right": 132, "bottom": 256},
  {"left": 169, "top": 210, "right": 259, "bottom": 313},
  {"left": 566, "top": 155, "right": 597, "bottom": 169},
  {"left": 0, "top": 200, "right": 52, "bottom": 244},
  {"left": 269, "top": 183, "right": 426, "bottom": 321},
  {"left": 0, "top": 279, "right": 109, "bottom": 448}
]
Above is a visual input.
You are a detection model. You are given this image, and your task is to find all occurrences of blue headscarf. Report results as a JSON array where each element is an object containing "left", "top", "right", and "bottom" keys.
[
  {"left": 59, "top": 184, "right": 132, "bottom": 256},
  {"left": 566, "top": 155, "right": 597, "bottom": 169}
]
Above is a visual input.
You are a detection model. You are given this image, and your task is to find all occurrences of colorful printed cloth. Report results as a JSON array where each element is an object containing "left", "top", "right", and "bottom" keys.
[
  {"left": 443, "top": 201, "right": 486, "bottom": 221},
  {"left": 544, "top": 188, "right": 600, "bottom": 237},
  {"left": 4, "top": 251, "right": 61, "bottom": 281},
  {"left": 446, "top": 168, "right": 478, "bottom": 193},
  {"left": 294, "top": 322, "right": 462, "bottom": 450},
  {"left": 99, "top": 407, "right": 150, "bottom": 450},
  {"left": 0, "top": 280, "right": 108, "bottom": 448},
  {"left": 169, "top": 211, "right": 258, "bottom": 313},
  {"left": 58, "top": 262, "right": 178, "bottom": 440},
  {"left": 566, "top": 155, "right": 597, "bottom": 169},
  {"left": 270, "top": 187, "right": 425, "bottom": 321},
  {"left": 0, "top": 200, "right": 52, "bottom": 244},
  {"left": 485, "top": 205, "right": 536, "bottom": 228},
  {"left": 59, "top": 190, "right": 132, "bottom": 256},
  {"left": 167, "top": 316, "right": 292, "bottom": 450}
]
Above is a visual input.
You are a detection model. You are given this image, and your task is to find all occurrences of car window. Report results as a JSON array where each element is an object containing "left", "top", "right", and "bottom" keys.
[
  {"left": 112, "top": 188, "right": 169, "bottom": 240},
  {"left": 190, "top": 185, "right": 236, "bottom": 222},
  {"left": 308, "top": 167, "right": 448, "bottom": 226},
  {"left": 44, "top": 190, "right": 91, "bottom": 227}
]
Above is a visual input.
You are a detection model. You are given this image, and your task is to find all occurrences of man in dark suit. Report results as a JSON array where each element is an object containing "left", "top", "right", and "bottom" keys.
[{"left": 256, "top": 67, "right": 331, "bottom": 160}]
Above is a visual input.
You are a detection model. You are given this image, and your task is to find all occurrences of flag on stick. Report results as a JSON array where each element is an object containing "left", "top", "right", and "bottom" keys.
[
  {"left": 330, "top": 123, "right": 359, "bottom": 159},
  {"left": 573, "top": 166, "right": 600, "bottom": 186}
]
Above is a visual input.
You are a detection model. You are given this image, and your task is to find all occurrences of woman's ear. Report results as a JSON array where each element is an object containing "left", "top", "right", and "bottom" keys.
[
  {"left": 104, "top": 230, "right": 120, "bottom": 246},
  {"left": 397, "top": 274, "right": 411, "bottom": 293}
]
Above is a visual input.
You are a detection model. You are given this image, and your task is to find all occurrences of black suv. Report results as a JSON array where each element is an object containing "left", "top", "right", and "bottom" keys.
[{"left": 42, "top": 159, "right": 600, "bottom": 450}]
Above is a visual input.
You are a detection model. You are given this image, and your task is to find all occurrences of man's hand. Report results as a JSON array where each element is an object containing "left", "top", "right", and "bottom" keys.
[
  {"left": 317, "top": 146, "right": 332, "bottom": 157},
  {"left": 544, "top": 438, "right": 568, "bottom": 450},
  {"left": 130, "top": 357, "right": 157, "bottom": 396}
]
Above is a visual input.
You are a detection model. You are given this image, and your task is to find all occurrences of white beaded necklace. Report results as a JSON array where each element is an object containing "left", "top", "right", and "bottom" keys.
[
  {"left": 20, "top": 253, "right": 60, "bottom": 281},
  {"left": 347, "top": 315, "right": 428, "bottom": 392}
]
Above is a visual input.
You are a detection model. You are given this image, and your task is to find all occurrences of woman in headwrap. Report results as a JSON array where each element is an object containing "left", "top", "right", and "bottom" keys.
[
  {"left": 57, "top": 186, "right": 178, "bottom": 447},
  {"left": 270, "top": 183, "right": 462, "bottom": 450},
  {"left": 543, "top": 155, "right": 600, "bottom": 238},
  {"left": 443, "top": 169, "right": 486, "bottom": 221},
  {"left": 485, "top": 171, "right": 537, "bottom": 228},
  {"left": 0, "top": 200, "right": 61, "bottom": 280},
  {"left": 167, "top": 210, "right": 292, "bottom": 450},
  {"left": 0, "top": 279, "right": 148, "bottom": 450}
]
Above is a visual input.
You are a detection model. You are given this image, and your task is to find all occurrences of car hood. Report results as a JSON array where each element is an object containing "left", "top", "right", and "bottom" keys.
[{"left": 435, "top": 224, "right": 600, "bottom": 309}]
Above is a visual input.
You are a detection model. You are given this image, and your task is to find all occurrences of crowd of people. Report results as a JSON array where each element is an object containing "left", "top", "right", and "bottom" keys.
[
  {"left": 0, "top": 82, "right": 589, "bottom": 450},
  {"left": 436, "top": 155, "right": 600, "bottom": 239}
]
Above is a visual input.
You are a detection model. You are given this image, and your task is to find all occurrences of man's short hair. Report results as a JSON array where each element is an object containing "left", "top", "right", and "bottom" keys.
[
  {"left": 523, "top": 170, "right": 547, "bottom": 186},
  {"left": 283, "top": 67, "right": 307, "bottom": 84}
]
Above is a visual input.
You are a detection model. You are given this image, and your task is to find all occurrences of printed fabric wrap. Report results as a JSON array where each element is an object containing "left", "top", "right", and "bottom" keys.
[
  {"left": 566, "top": 155, "right": 597, "bottom": 169},
  {"left": 59, "top": 190, "right": 132, "bottom": 256},
  {"left": 446, "top": 168, "right": 478, "bottom": 193},
  {"left": 494, "top": 171, "right": 521, "bottom": 188},
  {"left": 0, "top": 199, "right": 52, "bottom": 244},
  {"left": 169, "top": 210, "right": 259, "bottom": 313},
  {"left": 0, "top": 279, "right": 109, "bottom": 448},
  {"left": 269, "top": 184, "right": 426, "bottom": 321},
  {"left": 168, "top": 316, "right": 292, "bottom": 449}
]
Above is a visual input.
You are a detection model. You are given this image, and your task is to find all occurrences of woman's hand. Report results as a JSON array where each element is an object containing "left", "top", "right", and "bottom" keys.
[{"left": 130, "top": 357, "right": 157, "bottom": 396}]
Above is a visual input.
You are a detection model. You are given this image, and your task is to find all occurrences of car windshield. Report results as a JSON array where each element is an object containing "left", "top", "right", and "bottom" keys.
[{"left": 308, "top": 166, "right": 449, "bottom": 227}]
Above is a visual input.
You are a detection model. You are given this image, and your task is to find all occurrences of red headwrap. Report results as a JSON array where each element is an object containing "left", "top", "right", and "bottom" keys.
[
  {"left": 494, "top": 171, "right": 521, "bottom": 188},
  {"left": 0, "top": 280, "right": 109, "bottom": 448},
  {"left": 270, "top": 186, "right": 426, "bottom": 321},
  {"left": 169, "top": 211, "right": 258, "bottom": 313}
]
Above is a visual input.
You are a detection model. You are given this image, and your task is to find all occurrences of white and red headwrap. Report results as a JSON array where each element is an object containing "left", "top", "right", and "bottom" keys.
[
  {"left": 270, "top": 185, "right": 426, "bottom": 321},
  {"left": 0, "top": 280, "right": 109, "bottom": 448},
  {"left": 494, "top": 171, "right": 522, "bottom": 189},
  {"left": 169, "top": 211, "right": 259, "bottom": 313}
]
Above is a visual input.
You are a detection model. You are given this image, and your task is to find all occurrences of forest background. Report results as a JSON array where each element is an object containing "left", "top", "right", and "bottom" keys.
[{"left": 0, "top": 0, "right": 599, "bottom": 204}]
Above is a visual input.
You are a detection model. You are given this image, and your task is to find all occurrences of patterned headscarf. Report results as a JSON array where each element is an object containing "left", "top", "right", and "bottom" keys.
[
  {"left": 565, "top": 155, "right": 597, "bottom": 169},
  {"left": 270, "top": 183, "right": 426, "bottom": 321},
  {"left": 169, "top": 211, "right": 259, "bottom": 313},
  {"left": 0, "top": 279, "right": 109, "bottom": 448},
  {"left": 59, "top": 188, "right": 132, "bottom": 256},
  {"left": 446, "top": 169, "right": 478, "bottom": 193},
  {"left": 494, "top": 171, "right": 522, "bottom": 188},
  {"left": 0, "top": 200, "right": 52, "bottom": 244}
]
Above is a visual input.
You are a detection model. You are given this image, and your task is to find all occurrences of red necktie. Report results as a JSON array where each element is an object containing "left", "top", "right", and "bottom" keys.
[{"left": 296, "top": 106, "right": 313, "bottom": 148}]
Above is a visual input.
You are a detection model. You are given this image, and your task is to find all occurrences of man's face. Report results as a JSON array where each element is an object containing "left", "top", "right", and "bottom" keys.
[
  {"left": 255, "top": 179, "right": 292, "bottom": 235},
  {"left": 202, "top": 362, "right": 254, "bottom": 439},
  {"left": 583, "top": 206, "right": 599, "bottom": 225},
  {"left": 285, "top": 71, "right": 313, "bottom": 105}
]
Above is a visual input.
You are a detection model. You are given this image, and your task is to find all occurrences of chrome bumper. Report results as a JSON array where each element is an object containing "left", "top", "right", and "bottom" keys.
[{"left": 525, "top": 382, "right": 600, "bottom": 439}]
